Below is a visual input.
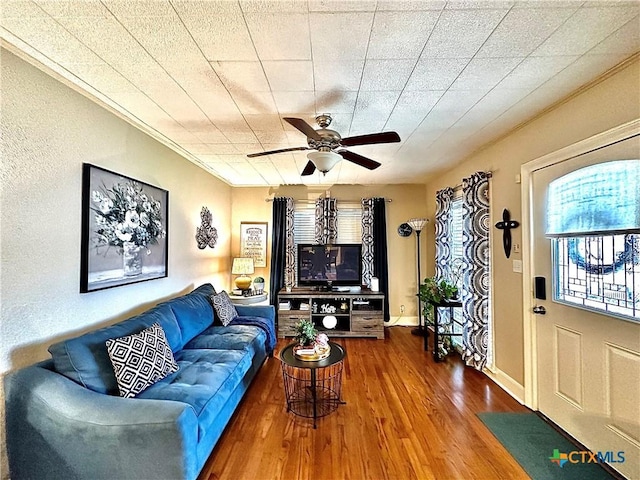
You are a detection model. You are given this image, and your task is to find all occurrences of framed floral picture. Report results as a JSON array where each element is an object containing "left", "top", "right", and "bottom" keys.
[
  {"left": 80, "top": 164, "right": 169, "bottom": 293},
  {"left": 240, "top": 221, "right": 268, "bottom": 267}
]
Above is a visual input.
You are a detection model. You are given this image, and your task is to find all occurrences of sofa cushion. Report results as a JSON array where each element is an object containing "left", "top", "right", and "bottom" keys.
[
  {"left": 183, "top": 325, "right": 266, "bottom": 357},
  {"left": 165, "top": 284, "right": 216, "bottom": 347},
  {"left": 137, "top": 348, "right": 252, "bottom": 440},
  {"left": 210, "top": 291, "right": 238, "bottom": 326},
  {"left": 106, "top": 323, "right": 179, "bottom": 398},
  {"left": 48, "top": 303, "right": 182, "bottom": 394}
]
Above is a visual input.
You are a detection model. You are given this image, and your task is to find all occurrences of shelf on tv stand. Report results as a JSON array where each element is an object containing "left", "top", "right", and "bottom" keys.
[{"left": 277, "top": 288, "right": 384, "bottom": 340}]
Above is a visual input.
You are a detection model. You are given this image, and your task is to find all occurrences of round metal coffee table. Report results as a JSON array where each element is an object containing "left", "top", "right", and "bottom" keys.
[{"left": 279, "top": 342, "right": 346, "bottom": 428}]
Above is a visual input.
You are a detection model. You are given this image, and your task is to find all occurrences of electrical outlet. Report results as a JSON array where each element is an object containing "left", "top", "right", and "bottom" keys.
[{"left": 400, "top": 305, "right": 405, "bottom": 313}]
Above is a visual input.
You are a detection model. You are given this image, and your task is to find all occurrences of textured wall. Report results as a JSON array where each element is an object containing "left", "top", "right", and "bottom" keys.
[
  {"left": 0, "top": 49, "right": 233, "bottom": 478},
  {"left": 424, "top": 57, "right": 640, "bottom": 387}
]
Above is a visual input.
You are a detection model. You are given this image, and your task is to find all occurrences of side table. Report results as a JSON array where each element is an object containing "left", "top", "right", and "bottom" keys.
[
  {"left": 428, "top": 300, "right": 463, "bottom": 362},
  {"left": 228, "top": 293, "right": 268, "bottom": 305},
  {"left": 279, "top": 342, "right": 346, "bottom": 428}
]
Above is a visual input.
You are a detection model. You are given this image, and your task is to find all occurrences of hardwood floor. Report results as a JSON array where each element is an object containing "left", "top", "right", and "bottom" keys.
[{"left": 198, "top": 327, "right": 530, "bottom": 480}]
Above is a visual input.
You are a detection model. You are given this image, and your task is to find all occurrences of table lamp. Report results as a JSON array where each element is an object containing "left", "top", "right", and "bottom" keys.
[{"left": 232, "top": 257, "right": 254, "bottom": 290}]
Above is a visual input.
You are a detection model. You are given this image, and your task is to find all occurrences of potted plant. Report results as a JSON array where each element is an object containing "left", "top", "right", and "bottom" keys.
[
  {"left": 294, "top": 318, "right": 318, "bottom": 346},
  {"left": 293, "top": 320, "right": 331, "bottom": 360},
  {"left": 419, "top": 258, "right": 464, "bottom": 307},
  {"left": 253, "top": 276, "right": 265, "bottom": 294},
  {"left": 419, "top": 277, "right": 458, "bottom": 306}
]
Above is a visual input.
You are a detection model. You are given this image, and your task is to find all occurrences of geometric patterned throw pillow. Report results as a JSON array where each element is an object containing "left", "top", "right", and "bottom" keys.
[
  {"left": 105, "top": 322, "right": 179, "bottom": 398},
  {"left": 210, "top": 290, "right": 238, "bottom": 326}
]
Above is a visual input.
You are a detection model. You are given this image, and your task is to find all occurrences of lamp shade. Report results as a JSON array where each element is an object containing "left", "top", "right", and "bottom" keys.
[
  {"left": 308, "top": 151, "right": 341, "bottom": 173},
  {"left": 408, "top": 218, "right": 428, "bottom": 232},
  {"left": 232, "top": 257, "right": 254, "bottom": 275}
]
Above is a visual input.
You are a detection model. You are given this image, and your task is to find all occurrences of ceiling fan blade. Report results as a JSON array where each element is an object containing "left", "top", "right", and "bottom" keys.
[
  {"left": 247, "top": 146, "right": 311, "bottom": 158},
  {"left": 283, "top": 117, "right": 323, "bottom": 141},
  {"left": 337, "top": 150, "right": 381, "bottom": 170},
  {"left": 301, "top": 161, "right": 317, "bottom": 176},
  {"left": 340, "top": 131, "right": 401, "bottom": 147}
]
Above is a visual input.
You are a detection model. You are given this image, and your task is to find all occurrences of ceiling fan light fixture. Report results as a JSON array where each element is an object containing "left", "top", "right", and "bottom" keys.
[{"left": 307, "top": 151, "right": 341, "bottom": 174}]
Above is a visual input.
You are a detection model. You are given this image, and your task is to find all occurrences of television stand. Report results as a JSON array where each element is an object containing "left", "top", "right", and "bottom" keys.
[{"left": 277, "top": 288, "right": 384, "bottom": 339}]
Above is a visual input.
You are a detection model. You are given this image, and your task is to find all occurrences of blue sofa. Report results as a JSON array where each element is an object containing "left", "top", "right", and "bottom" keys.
[{"left": 4, "top": 284, "right": 276, "bottom": 480}]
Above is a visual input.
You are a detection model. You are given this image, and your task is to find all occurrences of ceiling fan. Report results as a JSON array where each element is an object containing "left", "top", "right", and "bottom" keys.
[{"left": 246, "top": 114, "right": 401, "bottom": 176}]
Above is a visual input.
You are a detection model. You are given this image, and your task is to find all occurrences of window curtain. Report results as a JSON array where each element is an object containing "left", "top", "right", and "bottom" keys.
[
  {"left": 361, "top": 200, "right": 374, "bottom": 286},
  {"left": 461, "top": 172, "right": 491, "bottom": 370},
  {"left": 315, "top": 197, "right": 338, "bottom": 244},
  {"left": 362, "top": 198, "right": 390, "bottom": 321},
  {"left": 435, "top": 187, "right": 455, "bottom": 325},
  {"left": 269, "top": 197, "right": 295, "bottom": 305}
]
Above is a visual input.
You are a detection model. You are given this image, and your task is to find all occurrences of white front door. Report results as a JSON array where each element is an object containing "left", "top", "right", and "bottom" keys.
[{"left": 530, "top": 135, "right": 640, "bottom": 478}]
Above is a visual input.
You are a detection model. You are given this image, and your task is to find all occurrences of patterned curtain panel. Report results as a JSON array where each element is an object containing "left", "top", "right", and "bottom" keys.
[
  {"left": 315, "top": 197, "right": 338, "bottom": 244},
  {"left": 461, "top": 172, "right": 491, "bottom": 370},
  {"left": 284, "top": 198, "right": 295, "bottom": 288},
  {"left": 361, "top": 198, "right": 374, "bottom": 287},
  {"left": 435, "top": 188, "right": 455, "bottom": 325},
  {"left": 269, "top": 197, "right": 295, "bottom": 304}
]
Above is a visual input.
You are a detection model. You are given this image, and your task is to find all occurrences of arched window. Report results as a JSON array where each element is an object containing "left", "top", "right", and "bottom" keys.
[{"left": 546, "top": 160, "right": 640, "bottom": 321}]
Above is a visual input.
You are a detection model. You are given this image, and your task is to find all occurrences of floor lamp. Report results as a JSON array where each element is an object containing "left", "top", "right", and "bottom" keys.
[{"left": 408, "top": 218, "right": 428, "bottom": 336}]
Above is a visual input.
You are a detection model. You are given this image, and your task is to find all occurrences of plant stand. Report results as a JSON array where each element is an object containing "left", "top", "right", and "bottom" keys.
[{"left": 428, "top": 300, "right": 463, "bottom": 361}]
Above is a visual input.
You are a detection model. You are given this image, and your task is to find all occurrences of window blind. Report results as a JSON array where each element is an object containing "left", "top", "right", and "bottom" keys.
[
  {"left": 293, "top": 204, "right": 315, "bottom": 245},
  {"left": 293, "top": 201, "right": 362, "bottom": 245},
  {"left": 451, "top": 196, "right": 464, "bottom": 269},
  {"left": 293, "top": 201, "right": 363, "bottom": 284},
  {"left": 336, "top": 202, "right": 362, "bottom": 244}
]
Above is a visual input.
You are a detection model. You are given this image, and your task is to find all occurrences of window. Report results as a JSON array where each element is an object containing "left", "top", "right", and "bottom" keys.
[
  {"left": 293, "top": 203, "right": 315, "bottom": 245},
  {"left": 554, "top": 234, "right": 640, "bottom": 320},
  {"left": 450, "top": 194, "right": 464, "bottom": 346},
  {"left": 336, "top": 202, "right": 362, "bottom": 243},
  {"left": 547, "top": 160, "right": 640, "bottom": 322},
  {"left": 293, "top": 201, "right": 362, "bottom": 283}
]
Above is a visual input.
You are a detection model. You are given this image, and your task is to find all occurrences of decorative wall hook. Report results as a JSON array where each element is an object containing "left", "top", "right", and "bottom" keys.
[
  {"left": 495, "top": 209, "right": 519, "bottom": 258},
  {"left": 196, "top": 206, "right": 218, "bottom": 249}
]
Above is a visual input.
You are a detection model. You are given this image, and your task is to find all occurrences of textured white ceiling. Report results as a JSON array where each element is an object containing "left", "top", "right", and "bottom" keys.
[{"left": 2, "top": 0, "right": 639, "bottom": 186}]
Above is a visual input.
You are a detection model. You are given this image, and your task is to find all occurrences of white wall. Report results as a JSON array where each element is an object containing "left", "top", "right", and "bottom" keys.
[{"left": 0, "top": 49, "right": 233, "bottom": 478}]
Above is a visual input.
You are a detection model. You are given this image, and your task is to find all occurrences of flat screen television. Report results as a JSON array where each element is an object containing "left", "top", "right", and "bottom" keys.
[{"left": 297, "top": 244, "right": 362, "bottom": 287}]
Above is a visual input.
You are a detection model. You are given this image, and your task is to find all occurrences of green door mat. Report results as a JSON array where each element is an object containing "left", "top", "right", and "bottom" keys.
[{"left": 477, "top": 412, "right": 617, "bottom": 480}]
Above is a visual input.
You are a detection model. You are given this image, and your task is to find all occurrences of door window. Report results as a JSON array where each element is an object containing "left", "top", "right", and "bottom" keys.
[
  {"left": 554, "top": 234, "right": 640, "bottom": 321},
  {"left": 547, "top": 160, "right": 640, "bottom": 322}
]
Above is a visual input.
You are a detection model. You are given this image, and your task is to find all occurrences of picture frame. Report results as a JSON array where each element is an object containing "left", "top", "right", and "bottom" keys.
[
  {"left": 80, "top": 164, "right": 169, "bottom": 293},
  {"left": 240, "top": 221, "right": 268, "bottom": 268}
]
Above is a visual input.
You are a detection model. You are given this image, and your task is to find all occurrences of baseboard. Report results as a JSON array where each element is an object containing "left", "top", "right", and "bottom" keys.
[
  {"left": 484, "top": 366, "right": 525, "bottom": 405},
  {"left": 384, "top": 316, "right": 418, "bottom": 327}
]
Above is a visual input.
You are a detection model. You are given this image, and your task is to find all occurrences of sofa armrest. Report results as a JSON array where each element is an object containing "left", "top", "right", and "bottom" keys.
[
  {"left": 235, "top": 304, "right": 275, "bottom": 322},
  {"left": 5, "top": 364, "right": 200, "bottom": 480}
]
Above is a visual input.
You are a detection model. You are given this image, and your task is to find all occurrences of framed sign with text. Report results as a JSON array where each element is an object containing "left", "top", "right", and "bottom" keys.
[{"left": 240, "top": 222, "right": 268, "bottom": 267}]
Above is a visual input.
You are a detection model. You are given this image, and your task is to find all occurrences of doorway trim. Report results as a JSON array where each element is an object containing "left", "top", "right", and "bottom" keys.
[{"left": 520, "top": 118, "right": 640, "bottom": 409}]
